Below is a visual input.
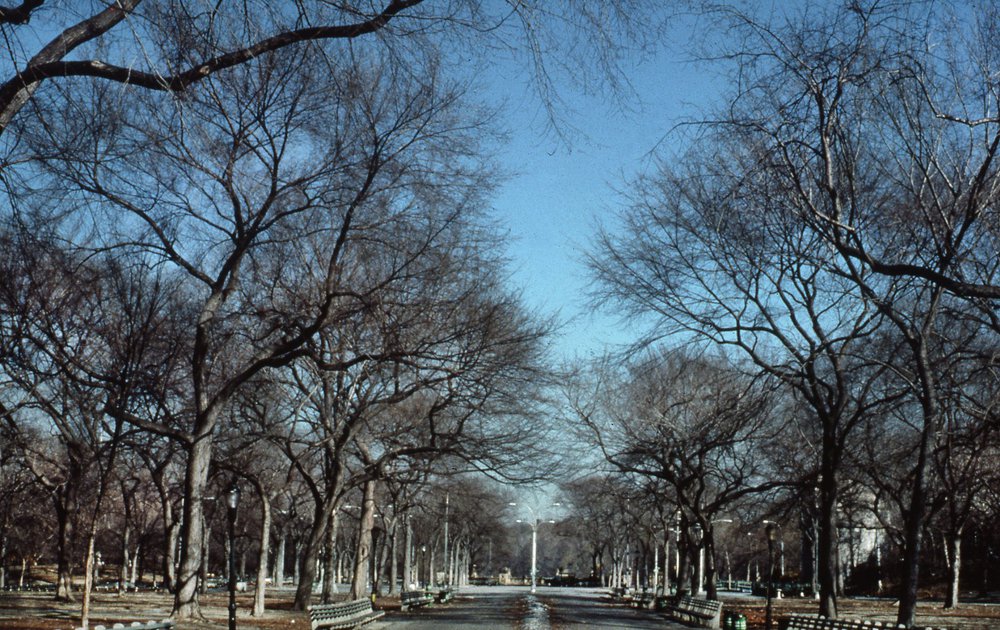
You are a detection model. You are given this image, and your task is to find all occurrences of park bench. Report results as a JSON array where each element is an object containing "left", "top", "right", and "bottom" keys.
[
  {"left": 609, "top": 586, "right": 628, "bottom": 600},
  {"left": 661, "top": 595, "right": 723, "bottom": 629},
  {"left": 75, "top": 622, "right": 175, "bottom": 630},
  {"left": 627, "top": 589, "right": 656, "bottom": 609},
  {"left": 436, "top": 588, "right": 455, "bottom": 603},
  {"left": 785, "top": 613, "right": 949, "bottom": 630},
  {"left": 308, "top": 598, "right": 384, "bottom": 630},
  {"left": 400, "top": 589, "right": 434, "bottom": 611}
]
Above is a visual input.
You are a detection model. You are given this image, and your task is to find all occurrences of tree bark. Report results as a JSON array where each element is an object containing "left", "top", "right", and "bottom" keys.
[
  {"left": 293, "top": 504, "right": 331, "bottom": 610},
  {"left": 273, "top": 527, "right": 286, "bottom": 586},
  {"left": 944, "top": 529, "right": 961, "bottom": 609},
  {"left": 818, "top": 427, "right": 840, "bottom": 618},
  {"left": 253, "top": 493, "right": 271, "bottom": 617},
  {"left": 403, "top": 518, "right": 413, "bottom": 589},
  {"left": 54, "top": 486, "right": 77, "bottom": 602},
  {"left": 172, "top": 434, "right": 214, "bottom": 619},
  {"left": 350, "top": 479, "right": 377, "bottom": 600},
  {"left": 321, "top": 513, "right": 339, "bottom": 602},
  {"left": 388, "top": 523, "right": 399, "bottom": 595}
]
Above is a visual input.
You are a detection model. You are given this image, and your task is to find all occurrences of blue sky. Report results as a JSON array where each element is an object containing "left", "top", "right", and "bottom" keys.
[{"left": 485, "top": 16, "right": 722, "bottom": 362}]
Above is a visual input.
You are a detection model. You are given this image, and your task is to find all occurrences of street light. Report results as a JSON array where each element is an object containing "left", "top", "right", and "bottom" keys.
[
  {"left": 763, "top": 520, "right": 784, "bottom": 578},
  {"left": 510, "top": 502, "right": 557, "bottom": 593},
  {"left": 765, "top": 522, "right": 777, "bottom": 630},
  {"left": 226, "top": 481, "right": 241, "bottom": 630}
]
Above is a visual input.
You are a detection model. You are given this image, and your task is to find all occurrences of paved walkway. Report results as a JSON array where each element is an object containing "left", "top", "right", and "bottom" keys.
[{"left": 377, "top": 585, "right": 688, "bottom": 629}]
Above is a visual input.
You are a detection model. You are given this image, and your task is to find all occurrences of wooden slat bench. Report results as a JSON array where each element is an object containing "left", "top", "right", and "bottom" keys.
[
  {"left": 78, "top": 622, "right": 175, "bottom": 630},
  {"left": 400, "top": 590, "right": 434, "bottom": 611},
  {"left": 628, "top": 589, "right": 656, "bottom": 609},
  {"left": 785, "top": 613, "right": 949, "bottom": 630},
  {"left": 609, "top": 586, "right": 628, "bottom": 600},
  {"left": 662, "top": 595, "right": 723, "bottom": 629},
  {"left": 436, "top": 588, "right": 455, "bottom": 603},
  {"left": 308, "top": 598, "right": 384, "bottom": 630}
]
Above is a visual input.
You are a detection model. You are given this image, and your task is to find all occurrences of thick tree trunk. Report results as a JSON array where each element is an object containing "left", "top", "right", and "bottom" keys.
[
  {"left": 199, "top": 524, "right": 210, "bottom": 595},
  {"left": 273, "top": 528, "right": 286, "bottom": 587},
  {"left": 896, "top": 412, "right": 935, "bottom": 628},
  {"left": 321, "top": 513, "right": 339, "bottom": 602},
  {"left": 253, "top": 494, "right": 271, "bottom": 616},
  {"left": 350, "top": 479, "right": 377, "bottom": 600},
  {"left": 676, "top": 537, "right": 691, "bottom": 598},
  {"left": 293, "top": 505, "right": 331, "bottom": 610},
  {"left": 172, "top": 434, "right": 214, "bottom": 619},
  {"left": 944, "top": 529, "right": 961, "bottom": 609},
  {"left": 388, "top": 524, "right": 399, "bottom": 595},
  {"left": 818, "top": 428, "right": 840, "bottom": 618},
  {"left": 403, "top": 518, "right": 413, "bottom": 589},
  {"left": 705, "top": 535, "right": 718, "bottom": 600}
]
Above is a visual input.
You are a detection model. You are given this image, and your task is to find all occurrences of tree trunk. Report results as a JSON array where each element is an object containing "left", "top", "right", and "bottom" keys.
[
  {"left": 818, "top": 428, "right": 840, "bottom": 618},
  {"left": 273, "top": 527, "right": 286, "bottom": 587},
  {"left": 896, "top": 410, "right": 935, "bottom": 628},
  {"left": 388, "top": 524, "right": 399, "bottom": 595},
  {"left": 704, "top": 535, "right": 718, "bottom": 600},
  {"left": 944, "top": 529, "right": 961, "bottom": 609},
  {"left": 130, "top": 543, "right": 140, "bottom": 588},
  {"left": 350, "top": 479, "right": 377, "bottom": 600},
  {"left": 253, "top": 493, "right": 271, "bottom": 617},
  {"left": 403, "top": 518, "right": 413, "bottom": 589},
  {"left": 54, "top": 491, "right": 76, "bottom": 602},
  {"left": 321, "top": 512, "right": 339, "bottom": 602},
  {"left": 119, "top": 526, "right": 130, "bottom": 595},
  {"left": 172, "top": 434, "right": 214, "bottom": 619},
  {"left": 80, "top": 532, "right": 96, "bottom": 629},
  {"left": 0, "top": 534, "right": 6, "bottom": 589},
  {"left": 293, "top": 504, "right": 331, "bottom": 610},
  {"left": 164, "top": 519, "right": 179, "bottom": 592},
  {"left": 676, "top": 537, "right": 691, "bottom": 598},
  {"left": 199, "top": 523, "right": 210, "bottom": 595}
]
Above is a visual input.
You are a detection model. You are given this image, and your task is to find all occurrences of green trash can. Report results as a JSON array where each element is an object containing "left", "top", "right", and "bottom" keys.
[
  {"left": 722, "top": 611, "right": 735, "bottom": 629},
  {"left": 733, "top": 613, "right": 747, "bottom": 630}
]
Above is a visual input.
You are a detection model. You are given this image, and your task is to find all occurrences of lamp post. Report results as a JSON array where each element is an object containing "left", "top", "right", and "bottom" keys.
[
  {"left": 763, "top": 519, "right": 783, "bottom": 578},
  {"left": 227, "top": 481, "right": 241, "bottom": 630},
  {"left": 443, "top": 493, "right": 450, "bottom": 587},
  {"left": 510, "top": 502, "right": 558, "bottom": 593},
  {"left": 765, "top": 522, "right": 777, "bottom": 630},
  {"left": 420, "top": 545, "right": 427, "bottom": 589}
]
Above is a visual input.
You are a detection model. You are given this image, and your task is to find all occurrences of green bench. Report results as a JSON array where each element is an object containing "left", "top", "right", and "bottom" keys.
[
  {"left": 785, "top": 613, "right": 948, "bottom": 630},
  {"left": 662, "top": 595, "right": 722, "bottom": 629},
  {"left": 308, "top": 598, "right": 384, "bottom": 630},
  {"left": 78, "top": 622, "right": 175, "bottom": 630},
  {"left": 400, "top": 589, "right": 434, "bottom": 611}
]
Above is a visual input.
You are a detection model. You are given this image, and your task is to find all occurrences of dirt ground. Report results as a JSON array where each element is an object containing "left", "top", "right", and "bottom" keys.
[
  {"left": 1, "top": 589, "right": 999, "bottom": 629},
  {"left": 0, "top": 589, "right": 348, "bottom": 630}
]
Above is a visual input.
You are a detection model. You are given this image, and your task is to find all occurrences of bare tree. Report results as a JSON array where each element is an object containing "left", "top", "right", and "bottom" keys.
[{"left": 568, "top": 350, "right": 784, "bottom": 599}]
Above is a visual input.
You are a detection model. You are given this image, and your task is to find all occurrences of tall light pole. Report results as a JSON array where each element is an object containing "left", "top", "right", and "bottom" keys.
[
  {"left": 226, "top": 481, "right": 241, "bottom": 630},
  {"left": 510, "top": 502, "right": 558, "bottom": 594},
  {"left": 443, "top": 493, "right": 449, "bottom": 587},
  {"left": 765, "top": 522, "right": 777, "bottom": 630},
  {"left": 763, "top": 520, "right": 783, "bottom": 578}
]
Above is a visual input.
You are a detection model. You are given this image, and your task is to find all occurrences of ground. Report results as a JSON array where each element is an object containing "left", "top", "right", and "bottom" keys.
[{"left": 1, "top": 587, "right": 999, "bottom": 629}]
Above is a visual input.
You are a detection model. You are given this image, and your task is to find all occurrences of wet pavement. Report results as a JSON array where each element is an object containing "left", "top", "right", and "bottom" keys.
[{"left": 376, "top": 585, "right": 687, "bottom": 629}]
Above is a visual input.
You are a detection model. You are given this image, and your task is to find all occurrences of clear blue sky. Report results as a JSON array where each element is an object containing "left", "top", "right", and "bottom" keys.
[{"left": 485, "top": 16, "right": 721, "bottom": 362}]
